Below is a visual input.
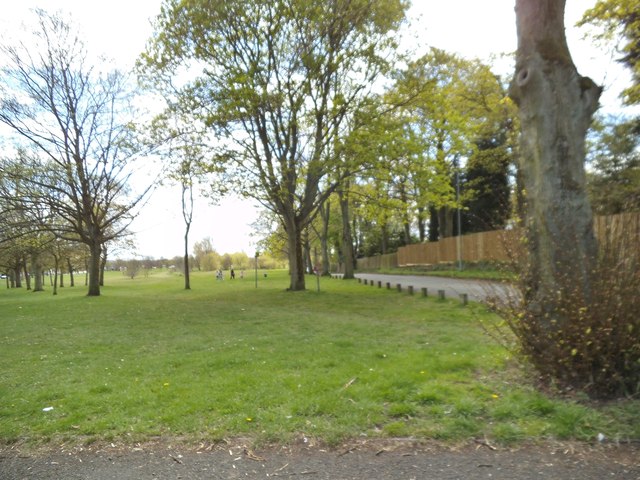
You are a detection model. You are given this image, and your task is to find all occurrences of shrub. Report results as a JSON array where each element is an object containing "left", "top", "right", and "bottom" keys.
[{"left": 486, "top": 216, "right": 640, "bottom": 399}]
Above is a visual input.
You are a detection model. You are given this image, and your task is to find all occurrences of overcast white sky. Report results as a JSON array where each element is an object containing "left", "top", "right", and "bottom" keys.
[{"left": 0, "top": 0, "right": 634, "bottom": 258}]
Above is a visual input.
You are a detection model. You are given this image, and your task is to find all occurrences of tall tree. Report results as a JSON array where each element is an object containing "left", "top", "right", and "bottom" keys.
[
  {"left": 394, "top": 49, "right": 486, "bottom": 241},
  {"left": 508, "top": 0, "right": 602, "bottom": 327},
  {"left": 0, "top": 10, "right": 152, "bottom": 296},
  {"left": 580, "top": 0, "right": 640, "bottom": 105},
  {"left": 139, "top": 0, "right": 408, "bottom": 290},
  {"left": 586, "top": 116, "right": 640, "bottom": 214}
]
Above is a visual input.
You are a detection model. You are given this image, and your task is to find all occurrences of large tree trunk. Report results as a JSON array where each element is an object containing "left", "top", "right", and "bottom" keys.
[
  {"left": 67, "top": 258, "right": 75, "bottom": 287},
  {"left": 509, "top": 0, "right": 601, "bottom": 320},
  {"left": 319, "top": 200, "right": 331, "bottom": 276},
  {"left": 338, "top": 188, "right": 355, "bottom": 279},
  {"left": 99, "top": 247, "right": 107, "bottom": 287},
  {"left": 31, "top": 254, "right": 43, "bottom": 292},
  {"left": 14, "top": 261, "right": 22, "bottom": 288},
  {"left": 284, "top": 215, "right": 306, "bottom": 291},
  {"left": 428, "top": 207, "right": 439, "bottom": 242},
  {"left": 380, "top": 222, "right": 389, "bottom": 254},
  {"left": 438, "top": 206, "right": 454, "bottom": 239},
  {"left": 87, "top": 242, "right": 102, "bottom": 296}
]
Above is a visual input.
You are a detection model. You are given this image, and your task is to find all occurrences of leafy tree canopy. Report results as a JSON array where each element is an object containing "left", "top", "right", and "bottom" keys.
[{"left": 580, "top": 0, "right": 640, "bottom": 105}]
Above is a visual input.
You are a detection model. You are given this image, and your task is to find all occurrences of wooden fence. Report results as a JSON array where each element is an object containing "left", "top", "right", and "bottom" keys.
[
  {"left": 356, "top": 212, "right": 640, "bottom": 270},
  {"left": 355, "top": 253, "right": 398, "bottom": 271}
]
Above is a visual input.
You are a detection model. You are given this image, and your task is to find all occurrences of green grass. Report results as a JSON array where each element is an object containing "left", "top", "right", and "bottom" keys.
[{"left": 0, "top": 269, "right": 638, "bottom": 448}]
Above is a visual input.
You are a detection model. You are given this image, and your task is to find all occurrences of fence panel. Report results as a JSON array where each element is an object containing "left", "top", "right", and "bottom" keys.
[
  {"left": 356, "top": 253, "right": 398, "bottom": 270},
  {"left": 359, "top": 213, "right": 639, "bottom": 269}
]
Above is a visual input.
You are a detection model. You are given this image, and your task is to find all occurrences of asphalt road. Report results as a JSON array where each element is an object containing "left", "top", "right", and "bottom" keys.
[
  {"left": 335, "top": 273, "right": 513, "bottom": 303},
  {"left": 2, "top": 440, "right": 639, "bottom": 480}
]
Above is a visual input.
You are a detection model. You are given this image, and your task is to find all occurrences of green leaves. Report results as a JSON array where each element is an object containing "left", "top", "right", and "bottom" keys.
[{"left": 580, "top": 0, "right": 640, "bottom": 105}]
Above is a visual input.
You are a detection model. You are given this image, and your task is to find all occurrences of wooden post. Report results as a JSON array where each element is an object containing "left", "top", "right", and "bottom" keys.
[
  {"left": 438, "top": 289, "right": 445, "bottom": 300},
  {"left": 460, "top": 293, "right": 468, "bottom": 305},
  {"left": 396, "top": 284, "right": 402, "bottom": 292},
  {"left": 408, "top": 285, "right": 414, "bottom": 295},
  {"left": 421, "top": 287, "right": 428, "bottom": 297}
]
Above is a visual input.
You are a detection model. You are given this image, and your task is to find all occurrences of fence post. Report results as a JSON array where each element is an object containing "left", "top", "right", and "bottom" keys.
[
  {"left": 396, "top": 284, "right": 402, "bottom": 292},
  {"left": 408, "top": 285, "right": 414, "bottom": 295},
  {"left": 421, "top": 287, "right": 428, "bottom": 297},
  {"left": 460, "top": 293, "right": 468, "bottom": 305},
  {"left": 438, "top": 289, "right": 446, "bottom": 300}
]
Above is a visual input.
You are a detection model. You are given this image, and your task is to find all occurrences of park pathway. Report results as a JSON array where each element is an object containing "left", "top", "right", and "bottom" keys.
[{"left": 332, "top": 272, "right": 513, "bottom": 303}]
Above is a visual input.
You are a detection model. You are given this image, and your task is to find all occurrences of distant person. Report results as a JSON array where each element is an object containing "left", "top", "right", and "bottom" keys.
[{"left": 230, "top": 267, "right": 235, "bottom": 280}]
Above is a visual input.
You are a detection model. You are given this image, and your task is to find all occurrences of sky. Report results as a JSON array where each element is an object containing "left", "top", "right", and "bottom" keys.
[{"left": 0, "top": 0, "right": 634, "bottom": 259}]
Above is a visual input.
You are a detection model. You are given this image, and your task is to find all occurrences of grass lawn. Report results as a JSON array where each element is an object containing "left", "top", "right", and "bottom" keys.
[{"left": 0, "top": 269, "right": 638, "bottom": 448}]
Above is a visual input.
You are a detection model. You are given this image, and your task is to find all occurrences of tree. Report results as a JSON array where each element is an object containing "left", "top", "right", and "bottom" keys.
[
  {"left": 0, "top": 10, "right": 153, "bottom": 296},
  {"left": 462, "top": 146, "right": 510, "bottom": 233},
  {"left": 192, "top": 237, "right": 220, "bottom": 272},
  {"left": 333, "top": 97, "right": 403, "bottom": 276},
  {"left": 586, "top": 116, "right": 640, "bottom": 214},
  {"left": 456, "top": 67, "right": 517, "bottom": 234},
  {"left": 492, "top": 0, "right": 640, "bottom": 398},
  {"left": 509, "top": 0, "right": 602, "bottom": 317},
  {"left": 394, "top": 49, "right": 489, "bottom": 241},
  {"left": 167, "top": 137, "right": 205, "bottom": 290},
  {"left": 580, "top": 0, "right": 640, "bottom": 105},
  {"left": 140, "top": 0, "right": 408, "bottom": 290}
]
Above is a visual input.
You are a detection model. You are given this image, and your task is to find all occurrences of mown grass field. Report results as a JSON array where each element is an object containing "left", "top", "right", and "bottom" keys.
[{"left": 0, "top": 269, "right": 638, "bottom": 447}]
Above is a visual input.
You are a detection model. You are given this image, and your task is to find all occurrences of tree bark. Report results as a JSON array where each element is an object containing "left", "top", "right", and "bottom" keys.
[
  {"left": 319, "top": 200, "right": 331, "bottom": 276},
  {"left": 99, "top": 247, "right": 107, "bottom": 288},
  {"left": 428, "top": 207, "right": 439, "bottom": 242},
  {"left": 417, "top": 206, "right": 427, "bottom": 242},
  {"left": 380, "top": 222, "right": 389, "bottom": 254},
  {"left": 52, "top": 255, "right": 59, "bottom": 296},
  {"left": 184, "top": 240, "right": 191, "bottom": 290},
  {"left": 87, "top": 242, "right": 101, "bottom": 296},
  {"left": 182, "top": 178, "right": 193, "bottom": 290},
  {"left": 284, "top": 215, "right": 306, "bottom": 291},
  {"left": 31, "top": 254, "right": 43, "bottom": 292},
  {"left": 338, "top": 188, "right": 355, "bottom": 279},
  {"left": 438, "top": 206, "right": 454, "bottom": 239},
  {"left": 509, "top": 0, "right": 602, "bottom": 319},
  {"left": 14, "top": 261, "right": 23, "bottom": 288},
  {"left": 67, "top": 258, "right": 75, "bottom": 287}
]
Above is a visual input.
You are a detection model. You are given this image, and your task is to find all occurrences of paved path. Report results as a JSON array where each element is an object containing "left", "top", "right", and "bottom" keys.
[
  {"left": 333, "top": 273, "right": 513, "bottom": 303},
  {"left": 2, "top": 441, "right": 639, "bottom": 480}
]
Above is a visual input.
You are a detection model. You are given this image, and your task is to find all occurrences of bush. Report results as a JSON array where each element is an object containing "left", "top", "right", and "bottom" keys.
[{"left": 486, "top": 219, "right": 640, "bottom": 399}]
